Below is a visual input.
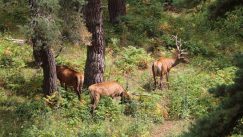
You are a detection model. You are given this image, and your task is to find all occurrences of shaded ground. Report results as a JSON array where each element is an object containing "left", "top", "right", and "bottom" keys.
[{"left": 151, "top": 120, "right": 191, "bottom": 137}]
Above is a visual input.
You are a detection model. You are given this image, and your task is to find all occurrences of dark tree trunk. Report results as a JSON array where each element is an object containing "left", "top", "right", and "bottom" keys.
[
  {"left": 83, "top": 0, "right": 105, "bottom": 87},
  {"left": 108, "top": 0, "right": 126, "bottom": 24},
  {"left": 29, "top": 0, "right": 58, "bottom": 95},
  {"left": 40, "top": 46, "right": 57, "bottom": 95},
  {"left": 31, "top": 37, "right": 42, "bottom": 67}
]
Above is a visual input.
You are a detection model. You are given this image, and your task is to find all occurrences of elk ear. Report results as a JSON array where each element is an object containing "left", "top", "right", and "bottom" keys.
[
  {"left": 120, "top": 92, "right": 126, "bottom": 98},
  {"left": 120, "top": 92, "right": 124, "bottom": 96}
]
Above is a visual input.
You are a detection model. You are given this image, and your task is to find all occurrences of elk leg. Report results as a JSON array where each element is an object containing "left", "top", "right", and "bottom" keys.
[
  {"left": 152, "top": 64, "right": 157, "bottom": 89},
  {"left": 77, "top": 91, "right": 81, "bottom": 101},
  {"left": 153, "top": 77, "right": 157, "bottom": 90},
  {"left": 159, "top": 74, "right": 163, "bottom": 89},
  {"left": 75, "top": 86, "right": 81, "bottom": 101},
  {"left": 90, "top": 94, "right": 95, "bottom": 113},
  {"left": 91, "top": 94, "right": 100, "bottom": 114},
  {"left": 79, "top": 82, "right": 83, "bottom": 94},
  {"left": 166, "top": 73, "right": 169, "bottom": 89}
]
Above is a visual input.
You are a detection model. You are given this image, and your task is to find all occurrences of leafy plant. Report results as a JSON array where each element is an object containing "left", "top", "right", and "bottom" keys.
[{"left": 115, "top": 46, "right": 153, "bottom": 73}]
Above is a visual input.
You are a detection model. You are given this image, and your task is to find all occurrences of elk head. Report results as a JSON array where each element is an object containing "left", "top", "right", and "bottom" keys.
[
  {"left": 172, "top": 35, "right": 189, "bottom": 63},
  {"left": 121, "top": 91, "right": 131, "bottom": 104}
]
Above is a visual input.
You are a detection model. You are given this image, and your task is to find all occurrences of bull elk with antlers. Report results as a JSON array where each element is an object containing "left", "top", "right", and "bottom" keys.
[{"left": 152, "top": 35, "right": 189, "bottom": 89}]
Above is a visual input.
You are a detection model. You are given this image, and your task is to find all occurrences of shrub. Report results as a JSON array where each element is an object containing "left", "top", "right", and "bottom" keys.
[
  {"left": 104, "top": 0, "right": 163, "bottom": 47},
  {"left": 168, "top": 66, "right": 236, "bottom": 119},
  {"left": 0, "top": 39, "right": 31, "bottom": 68},
  {"left": 115, "top": 46, "right": 153, "bottom": 73},
  {"left": 16, "top": 100, "right": 50, "bottom": 119}
]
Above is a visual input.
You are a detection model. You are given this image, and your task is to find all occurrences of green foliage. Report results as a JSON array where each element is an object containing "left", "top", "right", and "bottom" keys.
[
  {"left": 1, "top": 0, "right": 243, "bottom": 136},
  {"left": 0, "top": 39, "right": 30, "bottom": 68},
  {"left": 107, "top": 0, "right": 163, "bottom": 46},
  {"left": 0, "top": 39, "right": 42, "bottom": 96},
  {"left": 232, "top": 118, "right": 243, "bottom": 135},
  {"left": 59, "top": 0, "right": 85, "bottom": 44},
  {"left": 182, "top": 54, "right": 243, "bottom": 137},
  {"left": 31, "top": 17, "right": 61, "bottom": 45},
  {"left": 173, "top": 0, "right": 204, "bottom": 8},
  {"left": 0, "top": 0, "right": 29, "bottom": 32},
  {"left": 167, "top": 66, "right": 236, "bottom": 119},
  {"left": 208, "top": 0, "right": 243, "bottom": 19},
  {"left": 125, "top": 120, "right": 151, "bottom": 137},
  {"left": 115, "top": 46, "right": 153, "bottom": 73},
  {"left": 13, "top": 89, "right": 159, "bottom": 137},
  {"left": 29, "top": 0, "right": 62, "bottom": 50},
  {"left": 212, "top": 7, "right": 243, "bottom": 39},
  {"left": 16, "top": 100, "right": 49, "bottom": 119},
  {"left": 126, "top": 94, "right": 164, "bottom": 123}
]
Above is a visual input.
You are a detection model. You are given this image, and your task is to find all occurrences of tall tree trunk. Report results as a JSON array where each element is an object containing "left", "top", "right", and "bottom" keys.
[
  {"left": 40, "top": 46, "right": 57, "bottom": 95},
  {"left": 108, "top": 0, "right": 126, "bottom": 24},
  {"left": 31, "top": 37, "right": 42, "bottom": 67},
  {"left": 83, "top": 0, "right": 105, "bottom": 87}
]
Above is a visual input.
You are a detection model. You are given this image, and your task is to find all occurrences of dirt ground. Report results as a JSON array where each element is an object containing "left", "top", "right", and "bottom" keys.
[{"left": 151, "top": 120, "right": 192, "bottom": 137}]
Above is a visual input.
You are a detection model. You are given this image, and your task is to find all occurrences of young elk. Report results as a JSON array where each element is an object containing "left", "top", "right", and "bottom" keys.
[
  {"left": 88, "top": 81, "right": 131, "bottom": 113},
  {"left": 56, "top": 65, "right": 84, "bottom": 101},
  {"left": 152, "top": 35, "right": 189, "bottom": 89}
]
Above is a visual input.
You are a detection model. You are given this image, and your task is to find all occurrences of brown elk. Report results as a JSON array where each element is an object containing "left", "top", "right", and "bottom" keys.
[
  {"left": 88, "top": 81, "right": 131, "bottom": 113},
  {"left": 56, "top": 65, "right": 84, "bottom": 101},
  {"left": 152, "top": 35, "right": 189, "bottom": 89}
]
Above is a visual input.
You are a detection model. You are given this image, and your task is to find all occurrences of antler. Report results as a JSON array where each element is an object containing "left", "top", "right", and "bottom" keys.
[
  {"left": 171, "top": 35, "right": 188, "bottom": 55},
  {"left": 179, "top": 38, "right": 182, "bottom": 50},
  {"left": 172, "top": 35, "right": 180, "bottom": 51}
]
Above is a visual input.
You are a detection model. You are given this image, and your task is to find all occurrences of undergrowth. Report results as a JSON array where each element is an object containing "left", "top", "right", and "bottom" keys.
[
  {"left": 0, "top": 0, "right": 242, "bottom": 136},
  {"left": 0, "top": 33, "right": 238, "bottom": 136}
]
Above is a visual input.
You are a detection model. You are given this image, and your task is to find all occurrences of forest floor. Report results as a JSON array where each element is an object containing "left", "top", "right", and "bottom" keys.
[
  {"left": 0, "top": 33, "right": 238, "bottom": 136},
  {"left": 151, "top": 120, "right": 191, "bottom": 137}
]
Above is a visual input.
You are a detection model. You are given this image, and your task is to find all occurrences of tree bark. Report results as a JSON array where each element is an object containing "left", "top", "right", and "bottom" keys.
[
  {"left": 31, "top": 37, "right": 42, "bottom": 67},
  {"left": 108, "top": 0, "right": 126, "bottom": 24},
  {"left": 83, "top": 0, "right": 105, "bottom": 87},
  {"left": 40, "top": 45, "right": 57, "bottom": 95}
]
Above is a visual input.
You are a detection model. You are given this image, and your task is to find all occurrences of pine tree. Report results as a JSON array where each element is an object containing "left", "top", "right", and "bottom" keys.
[
  {"left": 29, "top": 0, "right": 60, "bottom": 95},
  {"left": 83, "top": 0, "right": 105, "bottom": 87}
]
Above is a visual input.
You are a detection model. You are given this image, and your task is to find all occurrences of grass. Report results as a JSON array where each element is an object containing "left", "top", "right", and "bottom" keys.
[
  {"left": 0, "top": 2, "right": 242, "bottom": 136},
  {"left": 0, "top": 35, "right": 237, "bottom": 136}
]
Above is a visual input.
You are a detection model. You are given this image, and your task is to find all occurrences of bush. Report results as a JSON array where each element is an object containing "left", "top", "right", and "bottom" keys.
[
  {"left": 168, "top": 66, "right": 236, "bottom": 119},
  {"left": 16, "top": 100, "right": 50, "bottom": 119},
  {"left": 115, "top": 46, "right": 153, "bottom": 73},
  {"left": 0, "top": 0, "right": 29, "bottom": 32},
  {"left": 0, "top": 38, "right": 32, "bottom": 68},
  {"left": 104, "top": 0, "right": 163, "bottom": 47}
]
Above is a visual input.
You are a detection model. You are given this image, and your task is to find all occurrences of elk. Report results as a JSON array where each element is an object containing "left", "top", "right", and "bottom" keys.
[
  {"left": 152, "top": 35, "right": 189, "bottom": 89},
  {"left": 56, "top": 65, "right": 84, "bottom": 101},
  {"left": 88, "top": 81, "right": 131, "bottom": 113}
]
